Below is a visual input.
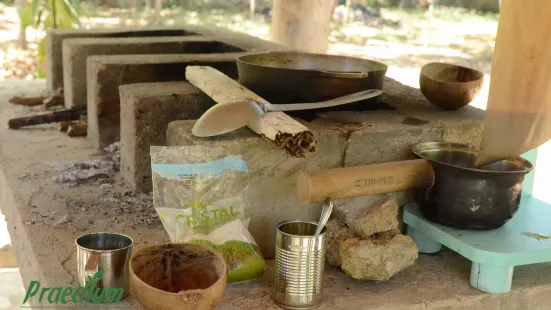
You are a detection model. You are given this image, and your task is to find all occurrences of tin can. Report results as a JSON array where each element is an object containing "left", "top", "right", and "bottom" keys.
[{"left": 273, "top": 220, "right": 326, "bottom": 309}]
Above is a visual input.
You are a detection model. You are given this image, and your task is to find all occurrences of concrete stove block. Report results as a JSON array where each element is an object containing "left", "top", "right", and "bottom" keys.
[
  {"left": 84, "top": 31, "right": 286, "bottom": 150},
  {"left": 47, "top": 25, "right": 288, "bottom": 93},
  {"left": 119, "top": 82, "right": 214, "bottom": 194},
  {"left": 63, "top": 36, "right": 242, "bottom": 108},
  {"left": 47, "top": 26, "right": 198, "bottom": 92},
  {"left": 166, "top": 120, "right": 347, "bottom": 258},
  {"left": 86, "top": 52, "right": 244, "bottom": 149}
]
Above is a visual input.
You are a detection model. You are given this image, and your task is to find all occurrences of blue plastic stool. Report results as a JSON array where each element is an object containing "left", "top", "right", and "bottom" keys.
[{"left": 403, "top": 149, "right": 551, "bottom": 294}]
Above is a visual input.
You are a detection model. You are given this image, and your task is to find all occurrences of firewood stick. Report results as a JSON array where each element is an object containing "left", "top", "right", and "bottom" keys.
[
  {"left": 59, "top": 120, "right": 80, "bottom": 132},
  {"left": 8, "top": 106, "right": 86, "bottom": 129},
  {"left": 8, "top": 96, "right": 45, "bottom": 106},
  {"left": 43, "top": 94, "right": 65, "bottom": 109},
  {"left": 185, "top": 66, "right": 316, "bottom": 157},
  {"left": 67, "top": 123, "right": 87, "bottom": 137}
]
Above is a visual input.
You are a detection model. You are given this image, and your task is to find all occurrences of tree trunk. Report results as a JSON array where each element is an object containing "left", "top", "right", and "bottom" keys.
[
  {"left": 250, "top": 0, "right": 255, "bottom": 20},
  {"left": 343, "top": 0, "right": 351, "bottom": 25},
  {"left": 149, "top": 0, "right": 163, "bottom": 25},
  {"left": 271, "top": 0, "right": 335, "bottom": 53},
  {"left": 15, "top": 0, "right": 27, "bottom": 49}
]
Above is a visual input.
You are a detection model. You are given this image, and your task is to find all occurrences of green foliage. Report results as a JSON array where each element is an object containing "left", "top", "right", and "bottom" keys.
[{"left": 18, "top": 0, "right": 83, "bottom": 77}]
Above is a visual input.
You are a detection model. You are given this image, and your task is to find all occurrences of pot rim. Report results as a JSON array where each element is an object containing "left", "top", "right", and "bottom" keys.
[
  {"left": 129, "top": 242, "right": 228, "bottom": 296},
  {"left": 236, "top": 51, "right": 389, "bottom": 74},
  {"left": 276, "top": 219, "right": 327, "bottom": 238},
  {"left": 411, "top": 142, "right": 534, "bottom": 174},
  {"left": 75, "top": 232, "right": 134, "bottom": 253}
]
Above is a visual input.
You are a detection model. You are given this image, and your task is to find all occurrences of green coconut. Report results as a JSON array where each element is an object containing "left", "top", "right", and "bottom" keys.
[
  {"left": 187, "top": 239, "right": 266, "bottom": 283},
  {"left": 217, "top": 240, "right": 266, "bottom": 283}
]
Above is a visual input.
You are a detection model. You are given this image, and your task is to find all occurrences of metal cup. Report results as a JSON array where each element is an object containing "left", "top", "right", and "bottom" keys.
[
  {"left": 273, "top": 220, "right": 327, "bottom": 310},
  {"left": 75, "top": 232, "right": 133, "bottom": 300}
]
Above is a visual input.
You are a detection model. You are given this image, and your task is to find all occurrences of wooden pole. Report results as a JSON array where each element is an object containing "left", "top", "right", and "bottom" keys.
[
  {"left": 271, "top": 0, "right": 336, "bottom": 53},
  {"left": 476, "top": 0, "right": 551, "bottom": 165}
]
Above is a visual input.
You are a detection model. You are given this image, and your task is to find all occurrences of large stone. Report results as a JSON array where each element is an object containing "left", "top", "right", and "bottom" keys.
[
  {"left": 63, "top": 36, "right": 242, "bottom": 108},
  {"left": 325, "top": 218, "right": 355, "bottom": 267},
  {"left": 339, "top": 233, "right": 419, "bottom": 281},
  {"left": 333, "top": 196, "right": 400, "bottom": 238},
  {"left": 166, "top": 120, "right": 347, "bottom": 257},
  {"left": 86, "top": 52, "right": 243, "bottom": 149},
  {"left": 119, "top": 82, "right": 214, "bottom": 194}
]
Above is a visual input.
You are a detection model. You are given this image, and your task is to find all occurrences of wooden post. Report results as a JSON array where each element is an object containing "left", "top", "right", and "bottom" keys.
[
  {"left": 271, "top": 0, "right": 336, "bottom": 53},
  {"left": 476, "top": 0, "right": 551, "bottom": 165}
]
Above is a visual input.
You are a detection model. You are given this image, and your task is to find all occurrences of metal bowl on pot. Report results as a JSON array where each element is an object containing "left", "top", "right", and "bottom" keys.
[
  {"left": 296, "top": 142, "right": 534, "bottom": 230},
  {"left": 236, "top": 51, "right": 388, "bottom": 113}
]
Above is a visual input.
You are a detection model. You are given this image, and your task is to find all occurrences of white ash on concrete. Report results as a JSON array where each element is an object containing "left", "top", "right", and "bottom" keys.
[
  {"left": 45, "top": 141, "right": 120, "bottom": 186},
  {"left": 47, "top": 160, "right": 114, "bottom": 186},
  {"left": 97, "top": 191, "right": 161, "bottom": 228},
  {"left": 104, "top": 141, "right": 120, "bottom": 170},
  {"left": 47, "top": 190, "right": 161, "bottom": 230}
]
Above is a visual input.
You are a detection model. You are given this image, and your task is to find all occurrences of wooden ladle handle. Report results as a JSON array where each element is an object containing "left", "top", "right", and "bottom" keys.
[{"left": 296, "top": 159, "right": 435, "bottom": 204}]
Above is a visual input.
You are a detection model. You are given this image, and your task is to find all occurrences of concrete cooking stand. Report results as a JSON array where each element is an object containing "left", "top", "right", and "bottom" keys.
[{"left": 3, "top": 79, "right": 551, "bottom": 309}]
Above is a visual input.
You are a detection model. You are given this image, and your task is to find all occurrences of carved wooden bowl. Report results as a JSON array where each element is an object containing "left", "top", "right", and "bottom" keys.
[
  {"left": 130, "top": 243, "right": 227, "bottom": 310},
  {"left": 420, "top": 62, "right": 484, "bottom": 110}
]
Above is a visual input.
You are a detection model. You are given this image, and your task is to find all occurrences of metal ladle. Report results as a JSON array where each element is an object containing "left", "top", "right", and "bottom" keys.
[{"left": 314, "top": 200, "right": 333, "bottom": 236}]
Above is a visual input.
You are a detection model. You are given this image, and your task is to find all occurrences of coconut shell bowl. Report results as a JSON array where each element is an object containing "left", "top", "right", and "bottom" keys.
[
  {"left": 130, "top": 243, "right": 227, "bottom": 310},
  {"left": 419, "top": 62, "right": 484, "bottom": 110}
]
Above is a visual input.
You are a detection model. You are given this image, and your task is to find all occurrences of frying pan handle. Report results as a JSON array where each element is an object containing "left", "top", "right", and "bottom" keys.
[
  {"left": 266, "top": 89, "right": 383, "bottom": 112},
  {"left": 316, "top": 70, "right": 371, "bottom": 79},
  {"left": 296, "top": 159, "right": 435, "bottom": 204}
]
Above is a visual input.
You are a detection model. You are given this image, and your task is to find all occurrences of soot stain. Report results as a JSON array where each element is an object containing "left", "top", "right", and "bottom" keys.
[{"left": 402, "top": 117, "right": 429, "bottom": 126}]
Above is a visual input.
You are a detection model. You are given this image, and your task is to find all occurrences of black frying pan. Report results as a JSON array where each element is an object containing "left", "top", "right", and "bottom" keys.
[{"left": 236, "top": 51, "right": 388, "bottom": 115}]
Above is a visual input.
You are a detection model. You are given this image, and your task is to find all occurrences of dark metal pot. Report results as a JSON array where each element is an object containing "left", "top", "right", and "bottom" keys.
[
  {"left": 411, "top": 142, "right": 534, "bottom": 230},
  {"left": 235, "top": 51, "right": 388, "bottom": 114}
]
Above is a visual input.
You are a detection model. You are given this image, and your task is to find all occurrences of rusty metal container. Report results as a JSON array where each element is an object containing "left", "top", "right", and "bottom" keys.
[{"left": 273, "top": 220, "right": 326, "bottom": 309}]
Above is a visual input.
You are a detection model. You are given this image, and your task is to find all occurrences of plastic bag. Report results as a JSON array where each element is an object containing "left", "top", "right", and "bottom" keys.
[
  {"left": 150, "top": 146, "right": 266, "bottom": 283},
  {"left": 476, "top": 0, "right": 551, "bottom": 166}
]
